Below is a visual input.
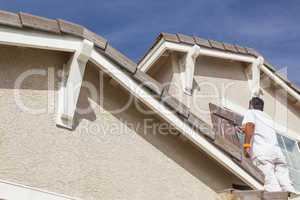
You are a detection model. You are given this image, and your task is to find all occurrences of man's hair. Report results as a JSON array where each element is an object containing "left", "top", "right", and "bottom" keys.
[{"left": 249, "top": 97, "right": 264, "bottom": 111}]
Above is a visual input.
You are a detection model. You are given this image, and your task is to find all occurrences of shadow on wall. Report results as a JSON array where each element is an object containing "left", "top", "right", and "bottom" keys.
[
  {"left": 195, "top": 55, "right": 248, "bottom": 81},
  {"left": 74, "top": 62, "right": 243, "bottom": 192},
  {"left": 260, "top": 75, "right": 300, "bottom": 131},
  {"left": 0, "top": 44, "right": 242, "bottom": 196},
  {"left": 0, "top": 45, "right": 69, "bottom": 90}
]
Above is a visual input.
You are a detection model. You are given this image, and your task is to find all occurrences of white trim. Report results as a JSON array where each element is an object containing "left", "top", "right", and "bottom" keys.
[
  {"left": 90, "top": 49, "right": 263, "bottom": 190},
  {"left": 138, "top": 40, "right": 256, "bottom": 73},
  {"left": 139, "top": 40, "right": 300, "bottom": 107},
  {"left": 0, "top": 26, "right": 82, "bottom": 52},
  {"left": 56, "top": 39, "right": 94, "bottom": 129},
  {"left": 183, "top": 45, "right": 201, "bottom": 95},
  {"left": 0, "top": 179, "right": 80, "bottom": 200},
  {"left": 139, "top": 39, "right": 166, "bottom": 72},
  {"left": 0, "top": 26, "right": 264, "bottom": 190},
  {"left": 251, "top": 56, "right": 264, "bottom": 97},
  {"left": 260, "top": 64, "right": 300, "bottom": 104}
]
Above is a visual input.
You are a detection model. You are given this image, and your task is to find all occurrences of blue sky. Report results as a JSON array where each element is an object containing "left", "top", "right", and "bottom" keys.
[{"left": 1, "top": 0, "right": 300, "bottom": 85}]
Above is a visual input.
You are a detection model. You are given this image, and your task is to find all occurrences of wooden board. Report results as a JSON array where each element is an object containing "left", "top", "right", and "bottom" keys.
[
  {"left": 209, "top": 103, "right": 265, "bottom": 183},
  {"left": 211, "top": 110, "right": 242, "bottom": 161}
]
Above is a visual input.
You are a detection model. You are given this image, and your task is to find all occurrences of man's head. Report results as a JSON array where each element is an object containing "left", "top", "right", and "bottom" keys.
[{"left": 249, "top": 97, "right": 264, "bottom": 111}]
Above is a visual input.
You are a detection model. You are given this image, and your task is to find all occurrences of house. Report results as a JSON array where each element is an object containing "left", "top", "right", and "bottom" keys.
[{"left": 0, "top": 10, "right": 299, "bottom": 200}]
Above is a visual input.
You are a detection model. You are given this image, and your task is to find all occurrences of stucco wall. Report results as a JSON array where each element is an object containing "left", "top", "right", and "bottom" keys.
[
  {"left": 0, "top": 45, "right": 242, "bottom": 200},
  {"left": 260, "top": 83, "right": 300, "bottom": 135},
  {"left": 151, "top": 52, "right": 300, "bottom": 139}
]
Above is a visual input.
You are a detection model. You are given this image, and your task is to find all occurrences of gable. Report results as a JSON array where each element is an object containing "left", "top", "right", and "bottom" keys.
[
  {"left": 0, "top": 9, "right": 281, "bottom": 193},
  {"left": 139, "top": 32, "right": 300, "bottom": 101}
]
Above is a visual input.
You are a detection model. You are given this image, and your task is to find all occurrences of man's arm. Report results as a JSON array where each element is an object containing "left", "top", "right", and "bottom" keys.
[{"left": 242, "top": 122, "right": 255, "bottom": 158}]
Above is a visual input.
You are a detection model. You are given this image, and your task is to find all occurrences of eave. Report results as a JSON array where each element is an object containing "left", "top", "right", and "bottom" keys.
[
  {"left": 0, "top": 10, "right": 264, "bottom": 190},
  {"left": 138, "top": 33, "right": 300, "bottom": 103}
]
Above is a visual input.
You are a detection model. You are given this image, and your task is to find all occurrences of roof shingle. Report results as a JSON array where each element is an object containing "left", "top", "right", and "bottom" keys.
[
  {"left": 0, "top": 10, "right": 22, "bottom": 28},
  {"left": 19, "top": 12, "right": 60, "bottom": 34},
  {"left": 0, "top": 10, "right": 298, "bottom": 184},
  {"left": 193, "top": 36, "right": 211, "bottom": 48},
  {"left": 176, "top": 33, "right": 195, "bottom": 45},
  {"left": 57, "top": 19, "right": 85, "bottom": 38},
  {"left": 209, "top": 40, "right": 225, "bottom": 51}
]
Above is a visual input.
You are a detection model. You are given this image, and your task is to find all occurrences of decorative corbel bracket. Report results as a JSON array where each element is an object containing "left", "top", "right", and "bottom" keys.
[
  {"left": 184, "top": 45, "right": 201, "bottom": 95},
  {"left": 250, "top": 56, "right": 264, "bottom": 97},
  {"left": 56, "top": 39, "right": 94, "bottom": 129}
]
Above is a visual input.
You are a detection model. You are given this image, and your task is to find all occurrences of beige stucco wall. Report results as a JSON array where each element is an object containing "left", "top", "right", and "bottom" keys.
[
  {"left": 151, "top": 52, "right": 300, "bottom": 138},
  {"left": 0, "top": 45, "right": 243, "bottom": 200}
]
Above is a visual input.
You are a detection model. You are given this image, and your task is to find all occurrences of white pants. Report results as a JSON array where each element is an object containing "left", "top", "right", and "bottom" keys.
[{"left": 252, "top": 147, "right": 295, "bottom": 192}]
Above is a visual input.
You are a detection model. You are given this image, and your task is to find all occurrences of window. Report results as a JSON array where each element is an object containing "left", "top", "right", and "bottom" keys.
[
  {"left": 222, "top": 101, "right": 300, "bottom": 191},
  {"left": 238, "top": 128, "right": 300, "bottom": 191},
  {"left": 277, "top": 134, "right": 300, "bottom": 192}
]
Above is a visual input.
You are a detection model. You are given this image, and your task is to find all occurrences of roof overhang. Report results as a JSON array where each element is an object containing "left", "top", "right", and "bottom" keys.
[
  {"left": 0, "top": 25, "right": 265, "bottom": 189},
  {"left": 138, "top": 37, "right": 300, "bottom": 104}
]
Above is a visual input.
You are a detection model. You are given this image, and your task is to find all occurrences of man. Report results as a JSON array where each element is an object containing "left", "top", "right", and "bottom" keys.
[{"left": 242, "top": 97, "right": 295, "bottom": 192}]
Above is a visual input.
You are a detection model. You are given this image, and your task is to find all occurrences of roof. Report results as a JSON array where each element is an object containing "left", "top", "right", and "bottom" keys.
[
  {"left": 140, "top": 32, "right": 300, "bottom": 96},
  {"left": 0, "top": 9, "right": 289, "bottom": 189},
  {"left": 1, "top": 10, "right": 298, "bottom": 96},
  {"left": 0, "top": 10, "right": 137, "bottom": 73},
  {"left": 0, "top": 11, "right": 214, "bottom": 142}
]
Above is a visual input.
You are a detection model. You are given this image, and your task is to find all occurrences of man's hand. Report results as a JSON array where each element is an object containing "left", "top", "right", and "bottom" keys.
[
  {"left": 244, "top": 147, "right": 251, "bottom": 158},
  {"left": 242, "top": 122, "right": 254, "bottom": 159}
]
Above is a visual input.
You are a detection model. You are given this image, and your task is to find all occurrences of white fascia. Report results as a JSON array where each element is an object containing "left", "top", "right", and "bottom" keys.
[
  {"left": 56, "top": 39, "right": 94, "bottom": 129},
  {"left": 163, "top": 41, "right": 256, "bottom": 63},
  {"left": 0, "top": 178, "right": 81, "bottom": 200},
  {"left": 260, "top": 64, "right": 300, "bottom": 103},
  {"left": 139, "top": 40, "right": 300, "bottom": 105},
  {"left": 0, "top": 26, "right": 82, "bottom": 52},
  {"left": 90, "top": 49, "right": 263, "bottom": 190},
  {"left": 0, "top": 26, "right": 297, "bottom": 189},
  {"left": 139, "top": 38, "right": 167, "bottom": 72}
]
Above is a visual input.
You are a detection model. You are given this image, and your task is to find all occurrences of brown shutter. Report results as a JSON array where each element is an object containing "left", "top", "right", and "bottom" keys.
[
  {"left": 209, "top": 103, "right": 242, "bottom": 161},
  {"left": 209, "top": 103, "right": 265, "bottom": 183}
]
